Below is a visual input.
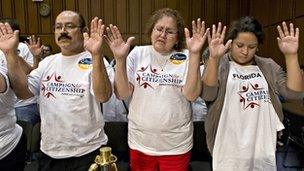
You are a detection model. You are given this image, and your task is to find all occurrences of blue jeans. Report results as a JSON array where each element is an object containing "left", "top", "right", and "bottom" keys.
[{"left": 15, "top": 103, "right": 40, "bottom": 124}]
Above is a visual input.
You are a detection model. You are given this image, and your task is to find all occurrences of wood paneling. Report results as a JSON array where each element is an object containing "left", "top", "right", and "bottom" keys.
[
  {"left": 295, "top": 0, "right": 304, "bottom": 18},
  {"left": 0, "top": 0, "right": 249, "bottom": 57}
]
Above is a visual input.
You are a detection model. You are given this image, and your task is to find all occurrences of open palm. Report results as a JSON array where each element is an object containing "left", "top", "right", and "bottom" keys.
[
  {"left": 208, "top": 23, "right": 231, "bottom": 59},
  {"left": 277, "top": 22, "right": 299, "bottom": 55},
  {"left": 104, "top": 25, "right": 135, "bottom": 60},
  {"left": 26, "top": 35, "right": 42, "bottom": 56},
  {"left": 84, "top": 17, "right": 104, "bottom": 55},
  {"left": 0, "top": 23, "right": 19, "bottom": 53},
  {"left": 185, "top": 19, "right": 209, "bottom": 54}
]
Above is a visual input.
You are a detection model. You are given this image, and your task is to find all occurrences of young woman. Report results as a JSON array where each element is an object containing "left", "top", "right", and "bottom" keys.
[{"left": 203, "top": 16, "right": 304, "bottom": 171}]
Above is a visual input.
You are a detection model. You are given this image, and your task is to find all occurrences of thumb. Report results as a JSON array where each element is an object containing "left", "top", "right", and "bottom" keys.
[
  {"left": 14, "top": 30, "right": 20, "bottom": 42},
  {"left": 224, "top": 39, "right": 232, "bottom": 50},
  {"left": 126, "top": 36, "right": 135, "bottom": 45},
  {"left": 83, "top": 32, "right": 89, "bottom": 40}
]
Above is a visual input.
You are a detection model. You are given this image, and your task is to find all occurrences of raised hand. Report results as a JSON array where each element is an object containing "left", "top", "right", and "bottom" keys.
[
  {"left": 0, "top": 22, "right": 19, "bottom": 54},
  {"left": 185, "top": 18, "right": 209, "bottom": 54},
  {"left": 83, "top": 17, "right": 105, "bottom": 55},
  {"left": 26, "top": 35, "right": 42, "bottom": 57},
  {"left": 277, "top": 22, "right": 299, "bottom": 56},
  {"left": 208, "top": 22, "right": 231, "bottom": 59},
  {"left": 104, "top": 24, "right": 135, "bottom": 60}
]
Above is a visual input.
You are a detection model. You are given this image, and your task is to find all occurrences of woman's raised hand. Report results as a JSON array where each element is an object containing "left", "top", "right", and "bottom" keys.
[{"left": 208, "top": 22, "right": 231, "bottom": 59}]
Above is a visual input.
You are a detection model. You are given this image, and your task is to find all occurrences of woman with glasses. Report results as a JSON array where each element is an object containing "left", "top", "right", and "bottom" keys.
[{"left": 105, "top": 8, "right": 209, "bottom": 171}]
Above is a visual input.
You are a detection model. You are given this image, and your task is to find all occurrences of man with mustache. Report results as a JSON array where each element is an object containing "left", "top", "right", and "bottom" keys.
[{"left": 0, "top": 10, "right": 112, "bottom": 171}]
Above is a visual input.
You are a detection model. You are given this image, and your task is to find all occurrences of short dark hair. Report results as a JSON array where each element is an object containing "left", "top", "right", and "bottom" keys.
[
  {"left": 0, "top": 18, "right": 20, "bottom": 31},
  {"left": 77, "top": 13, "right": 86, "bottom": 29},
  {"left": 226, "top": 16, "right": 264, "bottom": 44},
  {"left": 145, "top": 8, "right": 185, "bottom": 51}
]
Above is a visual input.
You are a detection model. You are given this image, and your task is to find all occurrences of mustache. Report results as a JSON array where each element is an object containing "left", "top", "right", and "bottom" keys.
[{"left": 58, "top": 34, "right": 72, "bottom": 41}]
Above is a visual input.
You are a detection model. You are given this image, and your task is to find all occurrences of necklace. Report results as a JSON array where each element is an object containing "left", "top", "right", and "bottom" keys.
[{"left": 153, "top": 55, "right": 170, "bottom": 71}]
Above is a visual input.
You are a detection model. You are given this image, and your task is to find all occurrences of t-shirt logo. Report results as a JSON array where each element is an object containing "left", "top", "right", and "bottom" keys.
[
  {"left": 170, "top": 53, "right": 186, "bottom": 64},
  {"left": 78, "top": 57, "right": 92, "bottom": 70},
  {"left": 238, "top": 83, "right": 270, "bottom": 109}
]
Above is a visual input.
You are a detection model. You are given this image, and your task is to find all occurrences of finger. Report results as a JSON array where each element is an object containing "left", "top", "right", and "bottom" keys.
[
  {"left": 113, "top": 25, "right": 122, "bottom": 40},
  {"left": 29, "top": 35, "right": 33, "bottom": 45},
  {"left": 37, "top": 37, "right": 41, "bottom": 47},
  {"left": 216, "top": 22, "right": 222, "bottom": 38},
  {"left": 91, "top": 17, "right": 98, "bottom": 34},
  {"left": 103, "top": 35, "right": 111, "bottom": 45},
  {"left": 6, "top": 23, "right": 13, "bottom": 34},
  {"left": 282, "top": 21, "right": 289, "bottom": 36},
  {"left": 13, "top": 30, "right": 20, "bottom": 40},
  {"left": 83, "top": 32, "right": 89, "bottom": 40},
  {"left": 184, "top": 28, "right": 190, "bottom": 39},
  {"left": 97, "top": 19, "right": 103, "bottom": 36},
  {"left": 220, "top": 26, "right": 226, "bottom": 41},
  {"left": 212, "top": 24, "right": 216, "bottom": 38},
  {"left": 192, "top": 20, "right": 197, "bottom": 35},
  {"left": 0, "top": 23, "right": 4, "bottom": 36},
  {"left": 200, "top": 20, "right": 206, "bottom": 36},
  {"left": 207, "top": 30, "right": 211, "bottom": 44},
  {"left": 277, "top": 25, "right": 284, "bottom": 39},
  {"left": 277, "top": 37, "right": 282, "bottom": 46},
  {"left": 289, "top": 23, "right": 294, "bottom": 37},
  {"left": 126, "top": 36, "right": 135, "bottom": 45},
  {"left": 3, "top": 23, "right": 9, "bottom": 35},
  {"left": 295, "top": 27, "right": 299, "bottom": 39},
  {"left": 224, "top": 39, "right": 232, "bottom": 51},
  {"left": 196, "top": 18, "right": 202, "bottom": 34},
  {"left": 202, "top": 28, "right": 210, "bottom": 41},
  {"left": 110, "top": 24, "right": 118, "bottom": 40},
  {"left": 106, "top": 26, "right": 114, "bottom": 42}
]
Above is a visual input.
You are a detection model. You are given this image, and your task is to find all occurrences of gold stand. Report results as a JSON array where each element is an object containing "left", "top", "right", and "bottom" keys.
[{"left": 88, "top": 147, "right": 118, "bottom": 171}]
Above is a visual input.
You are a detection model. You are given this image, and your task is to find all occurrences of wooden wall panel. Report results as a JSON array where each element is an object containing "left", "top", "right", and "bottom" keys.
[
  {"left": 15, "top": 0, "right": 27, "bottom": 33},
  {"left": 0, "top": 0, "right": 250, "bottom": 57},
  {"left": 295, "top": 0, "right": 304, "bottom": 18},
  {"left": 65, "top": 0, "right": 76, "bottom": 11},
  {"left": 116, "top": 0, "right": 127, "bottom": 33},
  {"left": 1, "top": 0, "right": 13, "bottom": 18}
]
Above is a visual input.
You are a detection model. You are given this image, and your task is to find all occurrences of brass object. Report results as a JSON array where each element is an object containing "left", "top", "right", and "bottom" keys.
[{"left": 88, "top": 147, "right": 118, "bottom": 171}]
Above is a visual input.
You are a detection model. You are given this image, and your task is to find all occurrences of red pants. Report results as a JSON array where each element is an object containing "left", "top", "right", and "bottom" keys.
[{"left": 130, "top": 149, "right": 191, "bottom": 171}]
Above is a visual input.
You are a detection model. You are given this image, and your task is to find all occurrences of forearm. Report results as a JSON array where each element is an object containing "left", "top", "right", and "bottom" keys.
[
  {"left": 91, "top": 54, "right": 112, "bottom": 102},
  {"left": 285, "top": 54, "right": 304, "bottom": 91},
  {"left": 5, "top": 51, "right": 33, "bottom": 99},
  {"left": 114, "top": 59, "right": 133, "bottom": 100},
  {"left": 202, "top": 57, "right": 219, "bottom": 86},
  {"left": 0, "top": 73, "right": 6, "bottom": 93},
  {"left": 182, "top": 52, "right": 201, "bottom": 101},
  {"left": 32, "top": 55, "right": 41, "bottom": 70},
  {"left": 18, "top": 57, "right": 34, "bottom": 74}
]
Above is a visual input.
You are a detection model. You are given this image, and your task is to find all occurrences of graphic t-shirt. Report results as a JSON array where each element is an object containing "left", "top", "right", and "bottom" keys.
[
  {"left": 127, "top": 45, "right": 193, "bottom": 156},
  {"left": 28, "top": 51, "right": 108, "bottom": 158},
  {"left": 0, "top": 55, "right": 22, "bottom": 159},
  {"left": 212, "top": 61, "right": 284, "bottom": 171}
]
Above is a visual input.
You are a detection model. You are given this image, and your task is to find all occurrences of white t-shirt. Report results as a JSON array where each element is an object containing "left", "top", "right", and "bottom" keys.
[
  {"left": 14, "top": 42, "right": 37, "bottom": 108},
  {"left": 28, "top": 51, "right": 109, "bottom": 158},
  {"left": 127, "top": 45, "right": 193, "bottom": 156},
  {"left": 212, "top": 61, "right": 284, "bottom": 171},
  {"left": 0, "top": 55, "right": 22, "bottom": 159}
]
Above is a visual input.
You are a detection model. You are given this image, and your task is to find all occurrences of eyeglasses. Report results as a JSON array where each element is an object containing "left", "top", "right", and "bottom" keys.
[
  {"left": 153, "top": 26, "right": 178, "bottom": 35},
  {"left": 54, "top": 23, "right": 82, "bottom": 31}
]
